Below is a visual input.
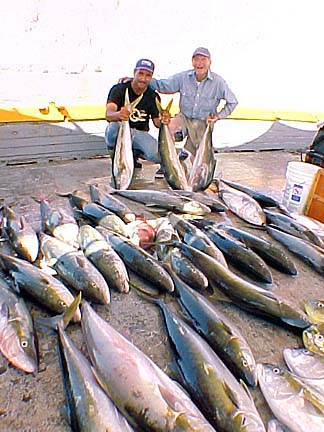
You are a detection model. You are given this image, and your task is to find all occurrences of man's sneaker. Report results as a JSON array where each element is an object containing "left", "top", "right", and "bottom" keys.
[
  {"left": 155, "top": 167, "right": 164, "bottom": 179},
  {"left": 134, "top": 159, "right": 143, "bottom": 169},
  {"left": 179, "top": 149, "right": 189, "bottom": 161},
  {"left": 174, "top": 131, "right": 184, "bottom": 142}
]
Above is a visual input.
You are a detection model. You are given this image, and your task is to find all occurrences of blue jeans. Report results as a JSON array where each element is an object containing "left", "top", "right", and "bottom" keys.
[{"left": 105, "top": 122, "right": 160, "bottom": 163}]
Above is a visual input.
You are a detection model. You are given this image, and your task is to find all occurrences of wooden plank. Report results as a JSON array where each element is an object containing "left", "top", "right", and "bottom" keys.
[{"left": 305, "top": 169, "right": 324, "bottom": 222}]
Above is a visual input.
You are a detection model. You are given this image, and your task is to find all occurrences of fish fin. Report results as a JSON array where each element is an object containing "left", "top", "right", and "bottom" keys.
[
  {"left": 222, "top": 379, "right": 240, "bottom": 409},
  {"left": 0, "top": 302, "right": 9, "bottom": 327},
  {"left": 158, "top": 383, "right": 187, "bottom": 412},
  {"left": 302, "top": 386, "right": 324, "bottom": 414},
  {"left": 209, "top": 282, "right": 232, "bottom": 303},
  {"left": 76, "top": 255, "right": 86, "bottom": 268},
  {"left": 240, "top": 378, "right": 255, "bottom": 401},
  {"left": 35, "top": 292, "right": 82, "bottom": 332}
]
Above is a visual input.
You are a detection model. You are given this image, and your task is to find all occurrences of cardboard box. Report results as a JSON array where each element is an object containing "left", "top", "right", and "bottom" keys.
[{"left": 305, "top": 168, "right": 324, "bottom": 222}]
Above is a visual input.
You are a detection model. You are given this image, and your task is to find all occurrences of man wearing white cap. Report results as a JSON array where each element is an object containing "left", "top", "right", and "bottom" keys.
[{"left": 150, "top": 47, "right": 238, "bottom": 156}]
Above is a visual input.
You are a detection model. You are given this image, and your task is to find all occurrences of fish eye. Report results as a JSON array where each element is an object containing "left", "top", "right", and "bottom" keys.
[
  {"left": 273, "top": 367, "right": 280, "bottom": 374},
  {"left": 242, "top": 359, "right": 248, "bottom": 367},
  {"left": 60, "top": 301, "right": 67, "bottom": 308},
  {"left": 317, "top": 302, "right": 324, "bottom": 308},
  {"left": 21, "top": 339, "right": 29, "bottom": 349}
]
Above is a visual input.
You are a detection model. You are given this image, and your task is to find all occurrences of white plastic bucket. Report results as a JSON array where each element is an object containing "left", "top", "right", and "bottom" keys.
[{"left": 282, "top": 161, "right": 320, "bottom": 214}]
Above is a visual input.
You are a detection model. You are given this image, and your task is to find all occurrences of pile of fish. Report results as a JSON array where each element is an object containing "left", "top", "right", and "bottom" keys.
[{"left": 1, "top": 177, "right": 324, "bottom": 431}]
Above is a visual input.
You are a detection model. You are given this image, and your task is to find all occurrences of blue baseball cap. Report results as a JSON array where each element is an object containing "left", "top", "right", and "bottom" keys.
[
  {"left": 192, "top": 47, "right": 211, "bottom": 58},
  {"left": 135, "top": 59, "right": 155, "bottom": 73}
]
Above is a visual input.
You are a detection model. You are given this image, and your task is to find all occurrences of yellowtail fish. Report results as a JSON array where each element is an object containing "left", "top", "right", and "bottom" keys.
[{"left": 304, "top": 299, "right": 324, "bottom": 324}]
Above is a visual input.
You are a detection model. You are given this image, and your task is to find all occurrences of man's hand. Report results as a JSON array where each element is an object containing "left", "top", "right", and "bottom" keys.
[
  {"left": 160, "top": 111, "right": 171, "bottom": 125},
  {"left": 119, "top": 106, "right": 131, "bottom": 121},
  {"left": 207, "top": 113, "right": 219, "bottom": 124}
]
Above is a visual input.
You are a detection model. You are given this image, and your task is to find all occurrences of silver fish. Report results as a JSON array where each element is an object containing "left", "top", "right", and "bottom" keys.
[
  {"left": 0, "top": 276, "right": 38, "bottom": 374},
  {"left": 79, "top": 224, "right": 129, "bottom": 293},
  {"left": 58, "top": 323, "right": 135, "bottom": 431},
  {"left": 40, "top": 233, "right": 110, "bottom": 304},
  {"left": 188, "top": 123, "right": 216, "bottom": 192},
  {"left": 257, "top": 363, "right": 324, "bottom": 432},
  {"left": 81, "top": 301, "right": 216, "bottom": 431},
  {"left": 284, "top": 347, "right": 324, "bottom": 397},
  {"left": 112, "top": 89, "right": 142, "bottom": 190},
  {"left": 0, "top": 252, "right": 81, "bottom": 322},
  {"left": 39, "top": 197, "right": 79, "bottom": 247},
  {"left": 1, "top": 205, "right": 39, "bottom": 262},
  {"left": 217, "top": 180, "right": 266, "bottom": 226},
  {"left": 156, "top": 99, "right": 190, "bottom": 191}
]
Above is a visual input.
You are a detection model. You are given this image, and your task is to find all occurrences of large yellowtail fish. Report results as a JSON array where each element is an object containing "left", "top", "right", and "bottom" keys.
[
  {"left": 0, "top": 205, "right": 39, "bottom": 262},
  {"left": 284, "top": 347, "right": 324, "bottom": 397},
  {"left": 0, "top": 276, "right": 38, "bottom": 374},
  {"left": 156, "top": 99, "right": 190, "bottom": 190},
  {"left": 257, "top": 363, "right": 324, "bottom": 432},
  {"left": 81, "top": 301, "right": 216, "bottom": 431},
  {"left": 58, "top": 323, "right": 135, "bottom": 431},
  {"left": 112, "top": 89, "right": 142, "bottom": 190},
  {"left": 188, "top": 123, "right": 216, "bottom": 192},
  {"left": 217, "top": 180, "right": 266, "bottom": 226}
]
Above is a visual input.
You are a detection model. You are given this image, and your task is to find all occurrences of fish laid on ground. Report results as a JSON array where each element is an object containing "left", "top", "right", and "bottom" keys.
[
  {"left": 98, "top": 228, "right": 174, "bottom": 293},
  {"left": 110, "top": 188, "right": 211, "bottom": 215},
  {"left": 89, "top": 184, "right": 136, "bottom": 223},
  {"left": 39, "top": 233, "right": 110, "bottom": 304},
  {"left": 0, "top": 252, "right": 81, "bottom": 321},
  {"left": 174, "top": 241, "right": 311, "bottom": 329},
  {"left": 303, "top": 323, "right": 324, "bottom": 355},
  {"left": 220, "top": 179, "right": 281, "bottom": 208},
  {"left": 156, "top": 99, "right": 190, "bottom": 191},
  {"left": 188, "top": 123, "right": 216, "bottom": 192},
  {"left": 38, "top": 197, "right": 79, "bottom": 247},
  {"left": 58, "top": 323, "right": 135, "bottom": 432},
  {"left": 285, "top": 212, "right": 324, "bottom": 239},
  {"left": 112, "top": 89, "right": 142, "bottom": 190},
  {"left": 219, "top": 223, "right": 297, "bottom": 275},
  {"left": 0, "top": 275, "right": 38, "bottom": 374},
  {"left": 304, "top": 299, "right": 324, "bottom": 324},
  {"left": 169, "top": 213, "right": 227, "bottom": 268},
  {"left": 0, "top": 205, "right": 39, "bottom": 262},
  {"left": 257, "top": 363, "right": 324, "bottom": 432},
  {"left": 266, "top": 226, "right": 324, "bottom": 275},
  {"left": 192, "top": 220, "right": 272, "bottom": 284},
  {"left": 216, "top": 180, "right": 266, "bottom": 226},
  {"left": 284, "top": 347, "right": 324, "bottom": 397},
  {"left": 79, "top": 224, "right": 129, "bottom": 293},
  {"left": 63, "top": 192, "right": 129, "bottom": 237},
  {"left": 171, "top": 269, "right": 257, "bottom": 386},
  {"left": 172, "top": 190, "right": 228, "bottom": 212},
  {"left": 81, "top": 301, "right": 216, "bottom": 431},
  {"left": 264, "top": 208, "right": 324, "bottom": 247},
  {"left": 148, "top": 296, "right": 265, "bottom": 431},
  {"left": 153, "top": 218, "right": 209, "bottom": 290}
]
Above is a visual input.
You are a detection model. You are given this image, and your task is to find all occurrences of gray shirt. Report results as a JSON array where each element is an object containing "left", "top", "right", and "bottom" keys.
[{"left": 150, "top": 69, "right": 238, "bottom": 120}]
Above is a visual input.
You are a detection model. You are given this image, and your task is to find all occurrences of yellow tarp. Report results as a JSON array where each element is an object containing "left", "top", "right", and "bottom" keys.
[{"left": 0, "top": 102, "right": 323, "bottom": 124}]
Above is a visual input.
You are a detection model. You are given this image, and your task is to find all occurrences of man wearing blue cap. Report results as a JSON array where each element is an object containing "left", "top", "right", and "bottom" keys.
[
  {"left": 105, "top": 59, "right": 169, "bottom": 168},
  {"left": 150, "top": 47, "right": 238, "bottom": 157}
]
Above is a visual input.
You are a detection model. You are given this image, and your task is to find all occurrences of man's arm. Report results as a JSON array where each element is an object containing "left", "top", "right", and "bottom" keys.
[
  {"left": 150, "top": 73, "right": 182, "bottom": 94},
  {"left": 217, "top": 82, "right": 238, "bottom": 119},
  {"left": 105, "top": 101, "right": 130, "bottom": 122}
]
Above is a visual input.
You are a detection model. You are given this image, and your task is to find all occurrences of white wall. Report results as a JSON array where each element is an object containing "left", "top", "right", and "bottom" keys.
[{"left": 1, "top": 0, "right": 323, "bottom": 111}]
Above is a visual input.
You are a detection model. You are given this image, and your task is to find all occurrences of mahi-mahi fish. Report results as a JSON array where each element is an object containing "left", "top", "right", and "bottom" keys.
[{"left": 112, "top": 89, "right": 142, "bottom": 190}]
